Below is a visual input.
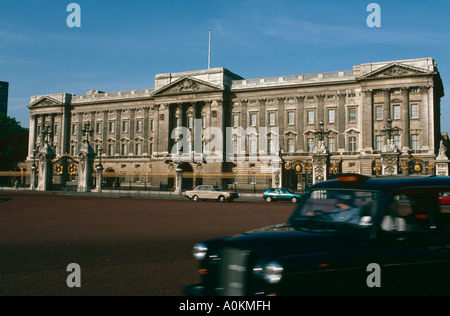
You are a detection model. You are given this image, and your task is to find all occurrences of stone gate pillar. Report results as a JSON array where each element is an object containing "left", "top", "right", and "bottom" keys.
[
  {"left": 312, "top": 141, "right": 329, "bottom": 184},
  {"left": 381, "top": 139, "right": 399, "bottom": 176},
  {"left": 37, "top": 143, "right": 56, "bottom": 191},
  {"left": 271, "top": 148, "right": 283, "bottom": 188},
  {"left": 175, "top": 167, "right": 183, "bottom": 195},
  {"left": 435, "top": 140, "right": 449, "bottom": 176},
  {"left": 77, "top": 142, "right": 95, "bottom": 192}
]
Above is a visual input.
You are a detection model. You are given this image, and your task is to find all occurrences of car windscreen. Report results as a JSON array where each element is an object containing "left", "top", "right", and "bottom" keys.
[{"left": 290, "top": 189, "right": 381, "bottom": 228}]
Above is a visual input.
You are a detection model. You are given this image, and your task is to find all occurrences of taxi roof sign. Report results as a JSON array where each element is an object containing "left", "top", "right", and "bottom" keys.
[{"left": 337, "top": 173, "right": 370, "bottom": 184}]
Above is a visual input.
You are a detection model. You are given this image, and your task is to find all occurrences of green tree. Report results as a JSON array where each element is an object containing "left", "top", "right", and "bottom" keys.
[{"left": 0, "top": 114, "right": 29, "bottom": 170}]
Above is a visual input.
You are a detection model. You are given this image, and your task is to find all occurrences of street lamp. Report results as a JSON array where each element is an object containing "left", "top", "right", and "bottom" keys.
[
  {"left": 82, "top": 122, "right": 94, "bottom": 144},
  {"left": 313, "top": 121, "right": 330, "bottom": 153}
]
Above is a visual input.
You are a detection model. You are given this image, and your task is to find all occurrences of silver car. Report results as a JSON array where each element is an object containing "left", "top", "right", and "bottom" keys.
[{"left": 184, "top": 185, "right": 239, "bottom": 202}]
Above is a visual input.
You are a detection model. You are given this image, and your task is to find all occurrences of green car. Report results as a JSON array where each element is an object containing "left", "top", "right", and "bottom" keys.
[{"left": 263, "top": 188, "right": 301, "bottom": 203}]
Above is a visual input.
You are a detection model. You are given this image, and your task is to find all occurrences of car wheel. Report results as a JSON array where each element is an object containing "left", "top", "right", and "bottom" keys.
[
  {"left": 218, "top": 196, "right": 226, "bottom": 202},
  {"left": 265, "top": 196, "right": 272, "bottom": 203},
  {"left": 192, "top": 195, "right": 199, "bottom": 202},
  {"left": 291, "top": 197, "right": 298, "bottom": 203}
]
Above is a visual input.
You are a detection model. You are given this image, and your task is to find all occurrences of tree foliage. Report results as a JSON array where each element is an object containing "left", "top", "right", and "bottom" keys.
[{"left": 0, "top": 114, "right": 29, "bottom": 170}]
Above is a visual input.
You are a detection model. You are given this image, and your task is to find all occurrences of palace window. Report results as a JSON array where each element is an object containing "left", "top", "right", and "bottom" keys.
[
  {"left": 136, "top": 120, "right": 142, "bottom": 132},
  {"left": 72, "top": 124, "right": 77, "bottom": 135},
  {"left": 375, "top": 135, "right": 383, "bottom": 151},
  {"left": 393, "top": 105, "right": 401, "bottom": 120},
  {"left": 328, "top": 109, "right": 335, "bottom": 123},
  {"left": 96, "top": 122, "right": 102, "bottom": 134},
  {"left": 375, "top": 106, "right": 383, "bottom": 120},
  {"left": 349, "top": 136, "right": 357, "bottom": 152},
  {"left": 411, "top": 104, "right": 419, "bottom": 119},
  {"left": 348, "top": 108, "right": 357, "bottom": 123},
  {"left": 287, "top": 111, "right": 295, "bottom": 125},
  {"left": 249, "top": 139, "right": 257, "bottom": 155},
  {"left": 287, "top": 138, "right": 295, "bottom": 153},
  {"left": 411, "top": 134, "right": 420, "bottom": 150},
  {"left": 135, "top": 143, "right": 142, "bottom": 156},
  {"left": 328, "top": 137, "right": 336, "bottom": 153},
  {"left": 108, "top": 144, "right": 114, "bottom": 156},
  {"left": 307, "top": 110, "right": 314, "bottom": 124},
  {"left": 232, "top": 114, "right": 239, "bottom": 127},
  {"left": 122, "top": 143, "right": 128, "bottom": 155},
  {"left": 150, "top": 119, "right": 154, "bottom": 131},
  {"left": 393, "top": 135, "right": 402, "bottom": 149},
  {"left": 109, "top": 122, "right": 115, "bottom": 133},
  {"left": 250, "top": 113, "right": 257, "bottom": 127},
  {"left": 268, "top": 139, "right": 276, "bottom": 154},
  {"left": 122, "top": 121, "right": 128, "bottom": 133},
  {"left": 307, "top": 138, "right": 314, "bottom": 152},
  {"left": 268, "top": 112, "right": 276, "bottom": 126}
]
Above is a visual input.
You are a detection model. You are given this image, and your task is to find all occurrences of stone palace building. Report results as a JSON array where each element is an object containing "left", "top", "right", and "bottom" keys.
[{"left": 24, "top": 57, "right": 446, "bottom": 191}]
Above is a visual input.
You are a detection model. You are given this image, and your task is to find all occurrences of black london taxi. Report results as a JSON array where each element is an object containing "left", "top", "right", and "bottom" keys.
[{"left": 184, "top": 174, "right": 450, "bottom": 296}]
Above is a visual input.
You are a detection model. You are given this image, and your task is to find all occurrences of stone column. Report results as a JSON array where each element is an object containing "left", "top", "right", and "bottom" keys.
[
  {"left": 337, "top": 93, "right": 346, "bottom": 151},
  {"left": 362, "top": 90, "right": 373, "bottom": 151},
  {"left": 420, "top": 86, "right": 430, "bottom": 150},
  {"left": 115, "top": 109, "right": 122, "bottom": 154},
  {"left": 61, "top": 106, "right": 70, "bottom": 155},
  {"left": 296, "top": 96, "right": 305, "bottom": 151},
  {"left": 77, "top": 112, "right": 83, "bottom": 152},
  {"left": 101, "top": 110, "right": 108, "bottom": 155},
  {"left": 143, "top": 107, "right": 150, "bottom": 155},
  {"left": 28, "top": 114, "right": 37, "bottom": 158},
  {"left": 129, "top": 108, "right": 136, "bottom": 155},
  {"left": 160, "top": 104, "right": 170, "bottom": 156},
  {"left": 277, "top": 97, "right": 285, "bottom": 151},
  {"left": 383, "top": 89, "right": 391, "bottom": 142},
  {"left": 401, "top": 88, "right": 410, "bottom": 152},
  {"left": 317, "top": 94, "right": 325, "bottom": 125}
]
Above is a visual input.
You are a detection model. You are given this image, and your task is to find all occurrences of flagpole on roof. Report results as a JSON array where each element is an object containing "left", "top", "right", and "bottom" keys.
[{"left": 208, "top": 29, "right": 211, "bottom": 69}]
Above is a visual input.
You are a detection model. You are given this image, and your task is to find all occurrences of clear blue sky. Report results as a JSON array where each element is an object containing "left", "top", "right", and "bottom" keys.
[{"left": 1, "top": 0, "right": 450, "bottom": 133}]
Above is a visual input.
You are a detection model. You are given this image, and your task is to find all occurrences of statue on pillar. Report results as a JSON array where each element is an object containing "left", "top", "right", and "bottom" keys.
[
  {"left": 37, "top": 125, "right": 55, "bottom": 191},
  {"left": 312, "top": 121, "right": 330, "bottom": 184}
]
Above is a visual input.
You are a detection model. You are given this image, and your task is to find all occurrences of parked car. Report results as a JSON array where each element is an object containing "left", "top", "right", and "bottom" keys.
[
  {"left": 184, "top": 174, "right": 450, "bottom": 296},
  {"left": 263, "top": 188, "right": 301, "bottom": 203},
  {"left": 439, "top": 192, "right": 450, "bottom": 205},
  {"left": 184, "top": 185, "right": 239, "bottom": 202}
]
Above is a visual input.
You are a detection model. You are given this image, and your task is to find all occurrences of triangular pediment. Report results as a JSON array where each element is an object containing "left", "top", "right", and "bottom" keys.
[
  {"left": 152, "top": 77, "right": 224, "bottom": 97},
  {"left": 358, "top": 63, "right": 431, "bottom": 80},
  {"left": 28, "top": 96, "right": 62, "bottom": 108}
]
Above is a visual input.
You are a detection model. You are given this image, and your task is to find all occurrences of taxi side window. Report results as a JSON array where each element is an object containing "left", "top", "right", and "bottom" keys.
[{"left": 382, "top": 193, "right": 433, "bottom": 233}]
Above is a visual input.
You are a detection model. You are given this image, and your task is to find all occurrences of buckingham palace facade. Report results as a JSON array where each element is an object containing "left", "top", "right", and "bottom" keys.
[{"left": 24, "top": 57, "right": 446, "bottom": 191}]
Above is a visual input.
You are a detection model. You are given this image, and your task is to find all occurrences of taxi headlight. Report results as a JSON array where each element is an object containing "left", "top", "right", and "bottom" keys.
[
  {"left": 263, "top": 261, "right": 284, "bottom": 284},
  {"left": 193, "top": 242, "right": 208, "bottom": 261}
]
